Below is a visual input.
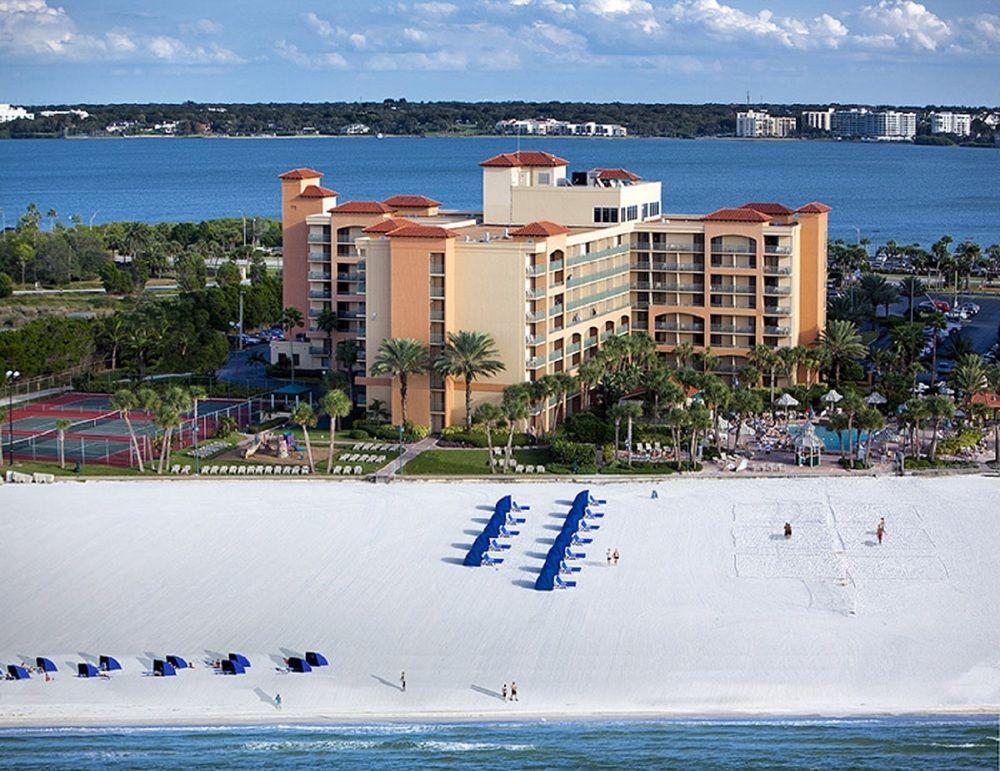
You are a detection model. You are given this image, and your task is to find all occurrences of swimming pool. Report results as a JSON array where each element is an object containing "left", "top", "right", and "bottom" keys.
[{"left": 788, "top": 425, "right": 871, "bottom": 452}]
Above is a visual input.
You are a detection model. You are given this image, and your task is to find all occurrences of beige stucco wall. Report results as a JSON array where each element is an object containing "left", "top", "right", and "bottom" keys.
[{"left": 510, "top": 182, "right": 661, "bottom": 227}]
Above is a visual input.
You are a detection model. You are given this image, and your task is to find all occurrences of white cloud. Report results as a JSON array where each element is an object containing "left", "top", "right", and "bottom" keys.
[
  {"left": 304, "top": 11, "right": 335, "bottom": 38},
  {"left": 275, "top": 39, "right": 349, "bottom": 69},
  {"left": 668, "top": 0, "right": 848, "bottom": 49},
  {"left": 414, "top": 2, "right": 458, "bottom": 15},
  {"left": 403, "top": 27, "right": 428, "bottom": 43},
  {"left": 859, "top": 0, "right": 950, "bottom": 51},
  {"left": 148, "top": 35, "right": 242, "bottom": 63},
  {"left": 581, "top": 0, "right": 651, "bottom": 16},
  {"left": 367, "top": 49, "right": 468, "bottom": 70}
]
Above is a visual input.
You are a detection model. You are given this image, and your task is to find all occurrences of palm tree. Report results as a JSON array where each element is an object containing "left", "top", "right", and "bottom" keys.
[
  {"left": 819, "top": 319, "right": 868, "bottom": 385},
  {"left": 335, "top": 339, "right": 360, "bottom": 405},
  {"left": 663, "top": 407, "right": 689, "bottom": 468},
  {"left": 858, "top": 272, "right": 898, "bottom": 323},
  {"left": 434, "top": 331, "right": 505, "bottom": 430},
  {"left": 550, "top": 372, "right": 577, "bottom": 425},
  {"left": 699, "top": 375, "right": 731, "bottom": 439},
  {"left": 320, "top": 389, "right": 352, "bottom": 473},
  {"left": 855, "top": 407, "right": 884, "bottom": 468},
  {"left": 746, "top": 344, "right": 772, "bottom": 388},
  {"left": 686, "top": 404, "right": 712, "bottom": 467},
  {"left": 729, "top": 387, "right": 763, "bottom": 452},
  {"left": 111, "top": 389, "right": 146, "bottom": 472},
  {"left": 925, "top": 394, "right": 955, "bottom": 462},
  {"left": 694, "top": 347, "right": 719, "bottom": 374},
  {"left": 620, "top": 400, "right": 644, "bottom": 466},
  {"left": 279, "top": 306, "right": 305, "bottom": 381},
  {"left": 474, "top": 402, "right": 504, "bottom": 473},
  {"left": 608, "top": 403, "right": 628, "bottom": 456},
  {"left": 901, "top": 397, "right": 929, "bottom": 459},
  {"left": 673, "top": 342, "right": 696, "bottom": 368},
  {"left": 155, "top": 386, "right": 192, "bottom": 473},
  {"left": 370, "top": 338, "right": 429, "bottom": 425},
  {"left": 951, "top": 354, "right": 988, "bottom": 405},
  {"left": 500, "top": 387, "right": 529, "bottom": 466},
  {"left": 925, "top": 311, "right": 947, "bottom": 384},
  {"left": 102, "top": 315, "right": 129, "bottom": 371},
  {"left": 897, "top": 276, "right": 926, "bottom": 322},
  {"left": 315, "top": 308, "right": 338, "bottom": 358},
  {"left": 828, "top": 411, "right": 850, "bottom": 458},
  {"left": 778, "top": 345, "right": 805, "bottom": 387},
  {"left": 290, "top": 402, "right": 318, "bottom": 471},
  {"left": 577, "top": 358, "right": 604, "bottom": 409},
  {"left": 55, "top": 418, "right": 71, "bottom": 468},
  {"left": 840, "top": 392, "right": 865, "bottom": 463}
]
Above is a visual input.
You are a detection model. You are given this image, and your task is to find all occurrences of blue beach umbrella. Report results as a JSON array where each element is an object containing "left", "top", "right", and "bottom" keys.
[
  {"left": 77, "top": 663, "right": 100, "bottom": 678},
  {"left": 35, "top": 657, "right": 58, "bottom": 673}
]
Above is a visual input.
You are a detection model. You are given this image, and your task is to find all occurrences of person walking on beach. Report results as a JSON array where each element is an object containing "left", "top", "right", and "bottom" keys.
[
  {"left": 606, "top": 548, "right": 612, "bottom": 566},
  {"left": 784, "top": 522, "right": 792, "bottom": 539},
  {"left": 613, "top": 548, "right": 620, "bottom": 565},
  {"left": 400, "top": 671, "right": 406, "bottom": 692},
  {"left": 876, "top": 517, "right": 886, "bottom": 545},
  {"left": 510, "top": 681, "right": 518, "bottom": 701},
  {"left": 501, "top": 683, "right": 508, "bottom": 701},
  {"left": 274, "top": 693, "right": 282, "bottom": 710}
]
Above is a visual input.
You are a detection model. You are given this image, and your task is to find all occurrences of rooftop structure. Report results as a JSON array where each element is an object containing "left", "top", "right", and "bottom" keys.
[{"left": 275, "top": 152, "right": 828, "bottom": 430}]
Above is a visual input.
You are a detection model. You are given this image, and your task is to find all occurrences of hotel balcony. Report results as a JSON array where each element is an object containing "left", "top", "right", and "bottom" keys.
[
  {"left": 763, "top": 325, "right": 791, "bottom": 335},
  {"left": 308, "top": 251, "right": 329, "bottom": 263},
  {"left": 711, "top": 322, "right": 755, "bottom": 333},
  {"left": 308, "top": 271, "right": 332, "bottom": 281},
  {"left": 710, "top": 284, "right": 756, "bottom": 295},
  {"left": 309, "top": 290, "right": 331, "bottom": 299},
  {"left": 764, "top": 243, "right": 792, "bottom": 255},
  {"left": 526, "top": 356, "right": 545, "bottom": 370},
  {"left": 762, "top": 265, "right": 792, "bottom": 276},
  {"left": 763, "top": 285, "right": 792, "bottom": 296},
  {"left": 307, "top": 233, "right": 330, "bottom": 243},
  {"left": 764, "top": 305, "right": 791, "bottom": 316}
]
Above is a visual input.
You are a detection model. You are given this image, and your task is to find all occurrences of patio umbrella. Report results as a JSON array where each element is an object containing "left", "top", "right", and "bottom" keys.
[
  {"left": 937, "top": 385, "right": 955, "bottom": 396},
  {"left": 865, "top": 391, "right": 887, "bottom": 405},
  {"left": 775, "top": 393, "right": 799, "bottom": 407},
  {"left": 912, "top": 382, "right": 929, "bottom": 393},
  {"left": 821, "top": 389, "right": 843, "bottom": 404}
]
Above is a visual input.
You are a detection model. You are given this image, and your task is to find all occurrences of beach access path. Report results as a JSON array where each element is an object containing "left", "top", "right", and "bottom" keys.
[{"left": 0, "top": 476, "right": 997, "bottom": 726}]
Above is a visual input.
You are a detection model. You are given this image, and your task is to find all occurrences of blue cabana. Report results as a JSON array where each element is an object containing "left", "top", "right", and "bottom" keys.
[
  {"left": 7, "top": 664, "right": 30, "bottom": 680},
  {"left": 228, "top": 653, "right": 251, "bottom": 669},
  {"left": 463, "top": 531, "right": 493, "bottom": 566},
  {"left": 220, "top": 659, "right": 245, "bottom": 675},
  {"left": 100, "top": 655, "right": 122, "bottom": 672},
  {"left": 287, "top": 657, "right": 312, "bottom": 673},
  {"left": 305, "top": 651, "right": 328, "bottom": 667},
  {"left": 166, "top": 655, "right": 188, "bottom": 670},
  {"left": 153, "top": 659, "right": 176, "bottom": 677},
  {"left": 35, "top": 657, "right": 58, "bottom": 673},
  {"left": 77, "top": 662, "right": 100, "bottom": 678}
]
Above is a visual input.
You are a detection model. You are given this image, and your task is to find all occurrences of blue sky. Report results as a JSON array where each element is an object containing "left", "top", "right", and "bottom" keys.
[{"left": 2, "top": 0, "right": 998, "bottom": 105}]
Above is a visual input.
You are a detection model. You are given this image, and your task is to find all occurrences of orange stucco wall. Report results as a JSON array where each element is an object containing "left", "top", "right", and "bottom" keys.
[
  {"left": 796, "top": 212, "right": 828, "bottom": 346},
  {"left": 281, "top": 178, "right": 331, "bottom": 323}
]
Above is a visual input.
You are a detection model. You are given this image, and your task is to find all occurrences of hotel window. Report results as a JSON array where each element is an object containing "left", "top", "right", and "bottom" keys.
[
  {"left": 649, "top": 202, "right": 660, "bottom": 217},
  {"left": 593, "top": 207, "right": 619, "bottom": 224},
  {"left": 538, "top": 172, "right": 551, "bottom": 185}
]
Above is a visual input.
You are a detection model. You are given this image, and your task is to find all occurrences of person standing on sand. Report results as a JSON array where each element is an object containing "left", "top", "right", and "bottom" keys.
[
  {"left": 606, "top": 548, "right": 612, "bottom": 566},
  {"left": 400, "top": 671, "right": 406, "bottom": 692},
  {"left": 784, "top": 522, "right": 792, "bottom": 539},
  {"left": 501, "top": 683, "right": 507, "bottom": 701},
  {"left": 275, "top": 693, "right": 282, "bottom": 710},
  {"left": 510, "top": 681, "right": 518, "bottom": 701},
  {"left": 876, "top": 517, "right": 886, "bottom": 545},
  {"left": 613, "top": 548, "right": 620, "bottom": 565}
]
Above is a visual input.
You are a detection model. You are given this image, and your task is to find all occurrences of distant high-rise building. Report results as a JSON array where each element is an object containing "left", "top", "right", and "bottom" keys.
[
  {"left": 736, "top": 111, "right": 796, "bottom": 138},
  {"left": 928, "top": 112, "right": 972, "bottom": 137},
  {"left": 831, "top": 109, "right": 916, "bottom": 140},
  {"left": 801, "top": 109, "right": 834, "bottom": 132},
  {"left": 0, "top": 104, "right": 34, "bottom": 123}
]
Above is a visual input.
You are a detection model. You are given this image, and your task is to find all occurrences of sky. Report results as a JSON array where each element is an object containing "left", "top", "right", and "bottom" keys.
[{"left": 1, "top": 0, "right": 998, "bottom": 106}]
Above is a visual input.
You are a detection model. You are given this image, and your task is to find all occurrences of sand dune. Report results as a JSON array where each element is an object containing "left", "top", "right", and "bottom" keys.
[{"left": 0, "top": 476, "right": 997, "bottom": 726}]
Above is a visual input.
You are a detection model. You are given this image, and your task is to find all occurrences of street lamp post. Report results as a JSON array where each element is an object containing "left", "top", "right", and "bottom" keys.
[
  {"left": 5, "top": 369, "right": 21, "bottom": 465},
  {"left": 397, "top": 424, "right": 405, "bottom": 476}
]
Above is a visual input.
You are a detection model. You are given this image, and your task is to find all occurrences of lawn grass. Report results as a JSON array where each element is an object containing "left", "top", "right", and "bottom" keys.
[
  {"left": 404, "top": 447, "right": 551, "bottom": 476},
  {"left": 3, "top": 458, "right": 141, "bottom": 477}
]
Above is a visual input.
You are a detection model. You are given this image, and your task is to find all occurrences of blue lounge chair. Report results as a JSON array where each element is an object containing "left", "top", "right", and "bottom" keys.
[
  {"left": 166, "top": 655, "right": 188, "bottom": 670},
  {"left": 555, "top": 575, "right": 577, "bottom": 589},
  {"left": 498, "top": 525, "right": 520, "bottom": 537},
  {"left": 571, "top": 533, "right": 593, "bottom": 545},
  {"left": 152, "top": 659, "right": 176, "bottom": 677},
  {"left": 589, "top": 495, "right": 606, "bottom": 505},
  {"left": 7, "top": 664, "right": 30, "bottom": 680},
  {"left": 481, "top": 553, "right": 504, "bottom": 567},
  {"left": 228, "top": 653, "right": 251, "bottom": 669},
  {"left": 36, "top": 657, "right": 57, "bottom": 673},
  {"left": 584, "top": 508, "right": 605, "bottom": 519},
  {"left": 560, "top": 560, "right": 581, "bottom": 573},
  {"left": 564, "top": 547, "right": 586, "bottom": 559},
  {"left": 77, "top": 663, "right": 100, "bottom": 678},
  {"left": 512, "top": 502, "right": 530, "bottom": 511},
  {"left": 580, "top": 519, "right": 600, "bottom": 531},
  {"left": 305, "top": 651, "right": 328, "bottom": 667},
  {"left": 489, "top": 538, "right": 511, "bottom": 551},
  {"left": 100, "top": 655, "right": 122, "bottom": 672}
]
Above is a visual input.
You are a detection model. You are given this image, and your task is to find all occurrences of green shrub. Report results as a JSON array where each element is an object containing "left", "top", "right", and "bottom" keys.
[
  {"left": 601, "top": 443, "right": 616, "bottom": 465},
  {"left": 562, "top": 411, "right": 613, "bottom": 444},
  {"left": 0, "top": 271, "right": 12, "bottom": 298},
  {"left": 406, "top": 422, "right": 429, "bottom": 441},
  {"left": 936, "top": 429, "right": 983, "bottom": 457},
  {"left": 348, "top": 429, "right": 370, "bottom": 440},
  {"left": 551, "top": 438, "right": 595, "bottom": 468}
]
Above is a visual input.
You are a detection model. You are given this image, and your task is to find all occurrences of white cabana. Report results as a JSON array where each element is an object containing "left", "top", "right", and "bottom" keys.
[
  {"left": 775, "top": 393, "right": 800, "bottom": 407},
  {"left": 794, "top": 420, "right": 824, "bottom": 467},
  {"left": 865, "top": 391, "right": 887, "bottom": 406}
]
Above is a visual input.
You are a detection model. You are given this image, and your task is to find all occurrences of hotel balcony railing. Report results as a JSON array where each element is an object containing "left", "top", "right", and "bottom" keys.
[
  {"left": 567, "top": 265, "right": 628, "bottom": 289},
  {"left": 308, "top": 252, "right": 329, "bottom": 262},
  {"left": 584, "top": 335, "right": 598, "bottom": 348},
  {"left": 663, "top": 282, "right": 705, "bottom": 292},
  {"left": 566, "top": 284, "right": 629, "bottom": 312},
  {"left": 653, "top": 261, "right": 703, "bottom": 271},
  {"left": 566, "top": 342, "right": 582, "bottom": 355},
  {"left": 309, "top": 346, "right": 329, "bottom": 356},
  {"left": 653, "top": 242, "right": 702, "bottom": 252},
  {"left": 308, "top": 271, "right": 331, "bottom": 281},
  {"left": 601, "top": 330, "right": 615, "bottom": 341},
  {"left": 657, "top": 321, "right": 704, "bottom": 332},
  {"left": 616, "top": 324, "right": 629, "bottom": 335},
  {"left": 631, "top": 262, "right": 651, "bottom": 271},
  {"left": 710, "top": 299, "right": 755, "bottom": 309},
  {"left": 307, "top": 233, "right": 330, "bottom": 243},
  {"left": 549, "top": 259, "right": 564, "bottom": 271},
  {"left": 337, "top": 310, "right": 366, "bottom": 319},
  {"left": 566, "top": 243, "right": 629, "bottom": 268},
  {"left": 526, "top": 287, "right": 547, "bottom": 300},
  {"left": 336, "top": 272, "right": 363, "bottom": 281},
  {"left": 308, "top": 291, "right": 331, "bottom": 299},
  {"left": 765, "top": 244, "right": 793, "bottom": 255},
  {"left": 710, "top": 285, "right": 756, "bottom": 294},
  {"left": 715, "top": 364, "right": 744, "bottom": 374},
  {"left": 764, "top": 305, "right": 791, "bottom": 316},
  {"left": 549, "top": 349, "right": 563, "bottom": 362},
  {"left": 526, "top": 333, "right": 546, "bottom": 346},
  {"left": 762, "top": 266, "right": 792, "bottom": 275},
  {"left": 633, "top": 281, "right": 651, "bottom": 290},
  {"left": 526, "top": 356, "right": 546, "bottom": 369},
  {"left": 308, "top": 309, "right": 321, "bottom": 318},
  {"left": 526, "top": 264, "right": 545, "bottom": 276},
  {"left": 763, "top": 286, "right": 792, "bottom": 296},
  {"left": 634, "top": 301, "right": 650, "bottom": 309},
  {"left": 549, "top": 304, "right": 564, "bottom": 317},
  {"left": 764, "top": 325, "right": 791, "bottom": 335},
  {"left": 711, "top": 323, "right": 755, "bottom": 333},
  {"left": 712, "top": 246, "right": 756, "bottom": 255},
  {"left": 526, "top": 309, "right": 546, "bottom": 322},
  {"left": 430, "top": 289, "right": 445, "bottom": 299}
]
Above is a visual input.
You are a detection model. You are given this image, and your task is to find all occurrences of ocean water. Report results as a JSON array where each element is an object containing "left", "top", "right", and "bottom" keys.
[
  {"left": 0, "top": 717, "right": 996, "bottom": 769},
  {"left": 1, "top": 137, "right": 998, "bottom": 246}
]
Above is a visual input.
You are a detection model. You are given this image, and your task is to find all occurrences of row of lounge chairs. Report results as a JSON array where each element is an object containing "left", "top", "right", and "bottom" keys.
[
  {"left": 338, "top": 453, "right": 386, "bottom": 464},
  {"left": 352, "top": 442, "right": 397, "bottom": 451},
  {"left": 492, "top": 458, "right": 546, "bottom": 473},
  {"left": 4, "top": 470, "right": 56, "bottom": 484},
  {"left": 202, "top": 464, "right": 312, "bottom": 476},
  {"left": 330, "top": 465, "right": 367, "bottom": 476},
  {"left": 189, "top": 441, "right": 229, "bottom": 459}
]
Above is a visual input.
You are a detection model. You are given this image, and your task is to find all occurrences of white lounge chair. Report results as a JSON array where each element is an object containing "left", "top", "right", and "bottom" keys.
[
  {"left": 181, "top": 465, "right": 191, "bottom": 475},
  {"left": 353, "top": 465, "right": 363, "bottom": 475},
  {"left": 170, "top": 464, "right": 181, "bottom": 474},
  {"left": 526, "top": 465, "right": 535, "bottom": 473},
  {"left": 300, "top": 466, "right": 310, "bottom": 474},
  {"left": 515, "top": 465, "right": 525, "bottom": 474},
  {"left": 536, "top": 465, "right": 545, "bottom": 473},
  {"left": 342, "top": 466, "right": 352, "bottom": 475},
  {"left": 333, "top": 465, "right": 342, "bottom": 475}
]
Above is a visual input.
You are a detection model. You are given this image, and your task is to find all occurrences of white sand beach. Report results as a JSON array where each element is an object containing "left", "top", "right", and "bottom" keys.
[{"left": 0, "top": 476, "right": 998, "bottom": 726}]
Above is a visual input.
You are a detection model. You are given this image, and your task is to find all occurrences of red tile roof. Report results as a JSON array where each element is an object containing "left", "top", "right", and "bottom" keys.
[
  {"left": 382, "top": 194, "right": 441, "bottom": 208},
  {"left": 795, "top": 201, "right": 832, "bottom": 214},
  {"left": 328, "top": 201, "right": 396, "bottom": 214},
  {"left": 363, "top": 217, "right": 415, "bottom": 234},
  {"left": 278, "top": 168, "right": 323, "bottom": 180},
  {"left": 971, "top": 392, "right": 1000, "bottom": 409},
  {"left": 479, "top": 151, "right": 569, "bottom": 168},
  {"left": 299, "top": 185, "right": 339, "bottom": 198},
  {"left": 703, "top": 207, "right": 772, "bottom": 223},
  {"left": 740, "top": 202, "right": 793, "bottom": 216},
  {"left": 595, "top": 168, "right": 641, "bottom": 181},
  {"left": 386, "top": 224, "right": 455, "bottom": 239},
  {"left": 509, "top": 221, "right": 571, "bottom": 237}
]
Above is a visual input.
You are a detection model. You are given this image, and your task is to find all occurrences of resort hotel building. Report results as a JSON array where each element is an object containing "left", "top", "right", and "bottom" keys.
[{"left": 275, "top": 152, "right": 829, "bottom": 430}]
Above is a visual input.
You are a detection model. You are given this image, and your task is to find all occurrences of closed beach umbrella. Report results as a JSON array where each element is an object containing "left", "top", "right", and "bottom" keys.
[
  {"left": 35, "top": 657, "right": 58, "bottom": 673},
  {"left": 865, "top": 391, "right": 887, "bottom": 405},
  {"left": 821, "top": 389, "right": 843, "bottom": 404},
  {"left": 77, "top": 662, "right": 100, "bottom": 678},
  {"left": 100, "top": 655, "right": 122, "bottom": 672}
]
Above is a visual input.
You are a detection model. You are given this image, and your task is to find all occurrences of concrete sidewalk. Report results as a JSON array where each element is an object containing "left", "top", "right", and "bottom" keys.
[{"left": 373, "top": 437, "right": 437, "bottom": 480}]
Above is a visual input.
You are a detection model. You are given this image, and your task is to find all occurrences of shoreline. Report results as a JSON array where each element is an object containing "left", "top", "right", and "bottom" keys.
[{"left": 1, "top": 707, "right": 996, "bottom": 731}]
